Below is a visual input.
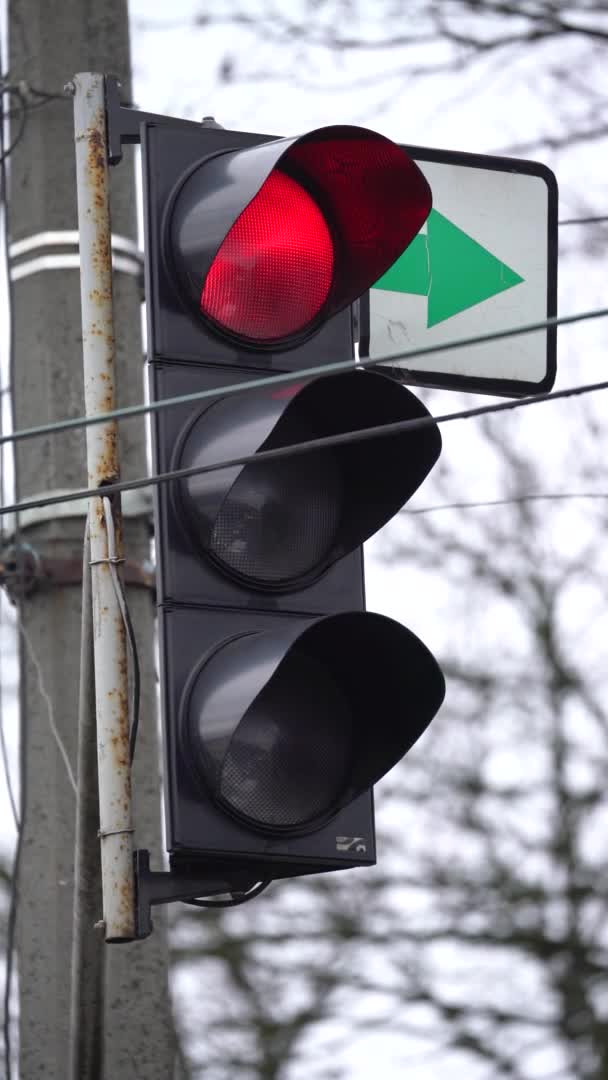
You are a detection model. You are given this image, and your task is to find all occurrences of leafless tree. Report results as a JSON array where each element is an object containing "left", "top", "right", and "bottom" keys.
[{"left": 135, "top": 1, "right": 608, "bottom": 155}]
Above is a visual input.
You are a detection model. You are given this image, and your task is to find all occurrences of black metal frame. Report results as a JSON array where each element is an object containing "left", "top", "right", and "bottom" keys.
[{"left": 133, "top": 849, "right": 263, "bottom": 939}]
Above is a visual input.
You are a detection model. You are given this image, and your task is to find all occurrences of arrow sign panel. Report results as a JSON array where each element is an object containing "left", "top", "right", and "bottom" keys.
[
  {"left": 361, "top": 148, "right": 557, "bottom": 397},
  {"left": 374, "top": 209, "right": 525, "bottom": 328}
]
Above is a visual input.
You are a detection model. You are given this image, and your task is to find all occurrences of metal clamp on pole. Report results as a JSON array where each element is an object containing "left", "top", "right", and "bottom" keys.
[{"left": 72, "top": 71, "right": 136, "bottom": 943}]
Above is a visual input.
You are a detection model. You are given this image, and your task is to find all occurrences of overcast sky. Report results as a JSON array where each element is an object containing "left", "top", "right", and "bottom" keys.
[{"left": 1, "top": 5, "right": 608, "bottom": 1076}]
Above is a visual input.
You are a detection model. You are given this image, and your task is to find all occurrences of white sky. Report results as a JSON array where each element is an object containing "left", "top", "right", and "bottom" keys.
[{"left": 1, "top": 3, "right": 608, "bottom": 1077}]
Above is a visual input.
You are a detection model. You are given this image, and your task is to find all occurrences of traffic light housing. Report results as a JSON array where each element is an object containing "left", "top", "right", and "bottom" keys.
[{"left": 143, "top": 119, "right": 445, "bottom": 886}]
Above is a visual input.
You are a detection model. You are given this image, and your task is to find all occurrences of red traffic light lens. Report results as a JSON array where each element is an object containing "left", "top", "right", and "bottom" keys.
[
  {"left": 284, "top": 134, "right": 431, "bottom": 308},
  {"left": 167, "top": 125, "right": 430, "bottom": 351},
  {"left": 200, "top": 169, "right": 334, "bottom": 343}
]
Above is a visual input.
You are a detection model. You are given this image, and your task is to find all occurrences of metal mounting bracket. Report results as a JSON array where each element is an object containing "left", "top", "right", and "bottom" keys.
[
  {"left": 133, "top": 849, "right": 259, "bottom": 939},
  {"left": 105, "top": 75, "right": 221, "bottom": 166}
]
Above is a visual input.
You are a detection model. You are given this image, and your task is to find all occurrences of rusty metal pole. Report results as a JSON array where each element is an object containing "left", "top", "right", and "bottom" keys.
[{"left": 71, "top": 71, "right": 135, "bottom": 942}]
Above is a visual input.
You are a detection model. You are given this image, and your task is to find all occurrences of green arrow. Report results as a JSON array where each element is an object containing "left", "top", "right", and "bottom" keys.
[{"left": 372, "top": 209, "right": 524, "bottom": 328}]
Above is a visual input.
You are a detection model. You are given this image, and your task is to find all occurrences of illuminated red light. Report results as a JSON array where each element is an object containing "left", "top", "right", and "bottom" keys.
[{"left": 200, "top": 170, "right": 334, "bottom": 343}]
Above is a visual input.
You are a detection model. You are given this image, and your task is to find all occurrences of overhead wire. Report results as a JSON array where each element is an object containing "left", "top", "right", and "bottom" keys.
[
  {"left": 0, "top": 49, "right": 606, "bottom": 1057},
  {"left": 558, "top": 214, "right": 608, "bottom": 226},
  {"left": 1, "top": 303, "right": 607, "bottom": 453},
  {"left": 1, "top": 364, "right": 608, "bottom": 522},
  {"left": 0, "top": 71, "right": 605, "bottom": 929},
  {"left": 0, "top": 94, "right": 603, "bottom": 566},
  {"left": 410, "top": 491, "right": 608, "bottom": 515},
  {"left": 0, "top": 76, "right": 603, "bottom": 461},
  {"left": 18, "top": 82, "right": 67, "bottom": 104}
]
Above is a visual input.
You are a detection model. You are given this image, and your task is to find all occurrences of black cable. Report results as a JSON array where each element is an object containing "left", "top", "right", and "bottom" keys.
[
  {"left": 2, "top": 368, "right": 608, "bottom": 522},
  {"left": 100, "top": 498, "right": 141, "bottom": 764},
  {"left": 0, "top": 69, "right": 66, "bottom": 100},
  {"left": 0, "top": 77, "right": 66, "bottom": 151},
  {"left": 125, "top": 587, "right": 141, "bottom": 763},
  {"left": 183, "top": 880, "right": 271, "bottom": 908},
  {"left": 559, "top": 214, "right": 608, "bottom": 226},
  {"left": 23, "top": 83, "right": 66, "bottom": 102},
  {"left": 2, "top": 303, "right": 608, "bottom": 451},
  {"left": 3, "top": 96, "right": 65, "bottom": 122}
]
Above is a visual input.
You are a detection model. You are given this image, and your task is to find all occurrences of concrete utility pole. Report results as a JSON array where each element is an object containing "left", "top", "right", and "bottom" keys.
[{"left": 8, "top": 2, "right": 175, "bottom": 1076}]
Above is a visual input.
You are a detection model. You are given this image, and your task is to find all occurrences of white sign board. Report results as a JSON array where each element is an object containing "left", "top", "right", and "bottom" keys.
[{"left": 361, "top": 147, "right": 557, "bottom": 397}]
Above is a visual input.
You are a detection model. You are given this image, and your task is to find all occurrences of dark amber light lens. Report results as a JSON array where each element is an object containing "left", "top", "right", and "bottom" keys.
[
  {"left": 218, "top": 647, "right": 353, "bottom": 830},
  {"left": 209, "top": 446, "right": 343, "bottom": 587},
  {"left": 200, "top": 170, "right": 334, "bottom": 342}
]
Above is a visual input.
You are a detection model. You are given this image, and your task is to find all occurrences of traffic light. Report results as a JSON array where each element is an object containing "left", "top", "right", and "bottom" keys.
[{"left": 142, "top": 119, "right": 445, "bottom": 888}]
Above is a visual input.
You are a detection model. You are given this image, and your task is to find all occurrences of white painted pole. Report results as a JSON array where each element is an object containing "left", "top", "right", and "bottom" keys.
[{"left": 72, "top": 71, "right": 135, "bottom": 941}]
